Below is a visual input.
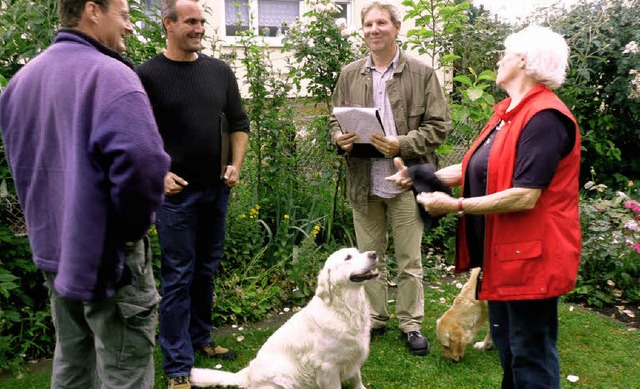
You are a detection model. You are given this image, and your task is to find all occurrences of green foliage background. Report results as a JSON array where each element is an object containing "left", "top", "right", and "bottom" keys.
[{"left": 0, "top": 0, "right": 638, "bottom": 374}]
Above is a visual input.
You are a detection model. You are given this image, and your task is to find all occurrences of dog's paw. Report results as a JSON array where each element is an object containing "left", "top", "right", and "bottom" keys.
[{"left": 473, "top": 341, "right": 493, "bottom": 351}]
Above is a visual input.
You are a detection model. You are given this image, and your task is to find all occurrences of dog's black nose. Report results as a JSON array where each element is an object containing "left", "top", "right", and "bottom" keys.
[{"left": 368, "top": 251, "right": 377, "bottom": 260}]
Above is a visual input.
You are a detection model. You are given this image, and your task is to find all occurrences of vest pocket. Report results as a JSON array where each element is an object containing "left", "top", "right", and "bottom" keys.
[
  {"left": 494, "top": 240, "right": 542, "bottom": 261},
  {"left": 491, "top": 240, "right": 543, "bottom": 287}
]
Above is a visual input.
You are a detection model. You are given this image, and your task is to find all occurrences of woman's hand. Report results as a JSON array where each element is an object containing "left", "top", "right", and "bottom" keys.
[{"left": 416, "top": 191, "right": 457, "bottom": 216}]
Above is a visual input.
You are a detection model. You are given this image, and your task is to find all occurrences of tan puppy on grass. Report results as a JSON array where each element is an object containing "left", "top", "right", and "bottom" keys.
[{"left": 436, "top": 267, "right": 493, "bottom": 362}]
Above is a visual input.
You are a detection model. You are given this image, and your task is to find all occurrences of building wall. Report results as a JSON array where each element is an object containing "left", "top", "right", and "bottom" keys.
[{"left": 200, "top": 0, "right": 445, "bottom": 96}]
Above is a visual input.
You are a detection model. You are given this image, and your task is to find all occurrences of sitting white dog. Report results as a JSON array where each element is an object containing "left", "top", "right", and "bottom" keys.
[{"left": 191, "top": 247, "right": 379, "bottom": 388}]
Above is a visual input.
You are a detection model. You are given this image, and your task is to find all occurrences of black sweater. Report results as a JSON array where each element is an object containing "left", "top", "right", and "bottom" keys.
[{"left": 136, "top": 53, "right": 249, "bottom": 188}]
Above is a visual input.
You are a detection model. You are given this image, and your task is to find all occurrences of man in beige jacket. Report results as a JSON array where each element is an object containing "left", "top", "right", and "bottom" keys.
[{"left": 329, "top": 0, "right": 451, "bottom": 356}]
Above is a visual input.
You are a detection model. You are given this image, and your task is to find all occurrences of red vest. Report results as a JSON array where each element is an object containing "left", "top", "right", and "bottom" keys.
[{"left": 456, "top": 84, "right": 582, "bottom": 301}]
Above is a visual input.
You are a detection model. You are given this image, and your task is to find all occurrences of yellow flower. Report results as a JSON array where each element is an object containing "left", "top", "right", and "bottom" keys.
[
  {"left": 240, "top": 214, "right": 246, "bottom": 218},
  {"left": 284, "top": 214, "right": 290, "bottom": 220}
]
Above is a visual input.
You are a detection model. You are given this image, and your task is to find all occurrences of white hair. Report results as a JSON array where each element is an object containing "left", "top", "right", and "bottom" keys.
[{"left": 504, "top": 25, "right": 570, "bottom": 90}]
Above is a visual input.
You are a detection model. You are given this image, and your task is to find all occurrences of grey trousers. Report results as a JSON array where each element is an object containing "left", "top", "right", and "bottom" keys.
[{"left": 44, "top": 237, "right": 160, "bottom": 389}]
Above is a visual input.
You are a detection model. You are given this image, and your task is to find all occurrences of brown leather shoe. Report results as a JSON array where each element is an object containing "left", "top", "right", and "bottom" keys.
[{"left": 200, "top": 341, "right": 237, "bottom": 360}]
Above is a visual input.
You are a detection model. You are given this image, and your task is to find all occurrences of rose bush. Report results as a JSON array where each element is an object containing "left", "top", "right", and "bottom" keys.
[{"left": 568, "top": 176, "right": 640, "bottom": 307}]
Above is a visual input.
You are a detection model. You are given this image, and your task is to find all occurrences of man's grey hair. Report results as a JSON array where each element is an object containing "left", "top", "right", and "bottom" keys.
[
  {"left": 360, "top": 0, "right": 401, "bottom": 27},
  {"left": 161, "top": 0, "right": 199, "bottom": 20},
  {"left": 58, "top": 0, "right": 110, "bottom": 28}
]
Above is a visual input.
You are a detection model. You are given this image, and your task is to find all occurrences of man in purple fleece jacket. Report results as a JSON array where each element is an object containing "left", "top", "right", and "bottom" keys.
[{"left": 0, "top": 0, "right": 169, "bottom": 387}]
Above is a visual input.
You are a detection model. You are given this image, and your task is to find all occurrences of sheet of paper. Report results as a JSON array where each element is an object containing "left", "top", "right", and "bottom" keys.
[{"left": 333, "top": 107, "right": 385, "bottom": 144}]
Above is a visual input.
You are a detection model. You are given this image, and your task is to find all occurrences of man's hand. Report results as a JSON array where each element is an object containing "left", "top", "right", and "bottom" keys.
[
  {"left": 164, "top": 172, "right": 188, "bottom": 196},
  {"left": 370, "top": 132, "right": 400, "bottom": 158},
  {"left": 334, "top": 131, "right": 358, "bottom": 152},
  {"left": 385, "top": 157, "right": 413, "bottom": 192},
  {"left": 223, "top": 165, "right": 241, "bottom": 188}
]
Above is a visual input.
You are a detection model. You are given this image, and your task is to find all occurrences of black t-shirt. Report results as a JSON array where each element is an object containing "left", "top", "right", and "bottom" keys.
[
  {"left": 136, "top": 53, "right": 249, "bottom": 188},
  {"left": 463, "top": 109, "right": 575, "bottom": 268}
]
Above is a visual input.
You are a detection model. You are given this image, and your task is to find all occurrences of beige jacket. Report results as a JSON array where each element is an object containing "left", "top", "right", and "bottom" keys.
[{"left": 329, "top": 50, "right": 452, "bottom": 212}]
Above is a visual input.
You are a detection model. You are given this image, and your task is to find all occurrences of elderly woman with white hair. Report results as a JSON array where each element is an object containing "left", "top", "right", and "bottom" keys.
[{"left": 388, "top": 25, "right": 581, "bottom": 387}]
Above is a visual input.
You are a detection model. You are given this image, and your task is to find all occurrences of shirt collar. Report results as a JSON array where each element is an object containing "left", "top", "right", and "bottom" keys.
[{"left": 365, "top": 45, "right": 400, "bottom": 73}]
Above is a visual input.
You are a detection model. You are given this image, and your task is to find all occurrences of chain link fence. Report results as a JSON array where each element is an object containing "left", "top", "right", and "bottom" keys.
[
  {"left": 439, "top": 127, "right": 477, "bottom": 168},
  {"left": 0, "top": 151, "right": 27, "bottom": 236}
]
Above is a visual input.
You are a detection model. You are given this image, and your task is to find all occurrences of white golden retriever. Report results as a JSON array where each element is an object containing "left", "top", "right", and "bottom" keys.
[
  {"left": 191, "top": 248, "right": 379, "bottom": 388},
  {"left": 436, "top": 267, "right": 493, "bottom": 362}
]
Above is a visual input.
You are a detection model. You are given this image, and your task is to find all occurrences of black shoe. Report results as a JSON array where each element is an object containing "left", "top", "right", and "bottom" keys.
[
  {"left": 402, "top": 331, "right": 430, "bottom": 356},
  {"left": 370, "top": 326, "right": 388, "bottom": 338}
]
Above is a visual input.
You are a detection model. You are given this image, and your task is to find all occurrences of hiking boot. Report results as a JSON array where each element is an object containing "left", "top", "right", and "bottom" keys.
[
  {"left": 370, "top": 326, "right": 388, "bottom": 338},
  {"left": 200, "top": 341, "right": 237, "bottom": 360},
  {"left": 168, "top": 376, "right": 190, "bottom": 389},
  {"left": 402, "top": 330, "right": 430, "bottom": 356}
]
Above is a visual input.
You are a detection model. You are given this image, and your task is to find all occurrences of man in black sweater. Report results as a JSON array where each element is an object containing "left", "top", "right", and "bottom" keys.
[{"left": 136, "top": 0, "right": 250, "bottom": 387}]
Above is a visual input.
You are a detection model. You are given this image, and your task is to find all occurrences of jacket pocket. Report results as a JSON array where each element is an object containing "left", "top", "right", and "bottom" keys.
[
  {"left": 344, "top": 101, "right": 365, "bottom": 108},
  {"left": 408, "top": 105, "right": 425, "bottom": 116},
  {"left": 407, "top": 105, "right": 425, "bottom": 131}
]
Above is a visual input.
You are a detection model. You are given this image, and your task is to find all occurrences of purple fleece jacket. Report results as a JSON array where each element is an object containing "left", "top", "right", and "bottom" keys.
[{"left": 0, "top": 30, "right": 170, "bottom": 301}]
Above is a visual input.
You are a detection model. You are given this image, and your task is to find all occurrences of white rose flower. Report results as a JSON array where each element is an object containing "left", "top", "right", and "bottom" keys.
[
  {"left": 341, "top": 28, "right": 353, "bottom": 38},
  {"left": 623, "top": 41, "right": 638, "bottom": 54}
]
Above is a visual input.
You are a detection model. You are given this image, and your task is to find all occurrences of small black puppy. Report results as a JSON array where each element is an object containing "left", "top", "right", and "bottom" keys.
[{"left": 407, "top": 164, "right": 452, "bottom": 229}]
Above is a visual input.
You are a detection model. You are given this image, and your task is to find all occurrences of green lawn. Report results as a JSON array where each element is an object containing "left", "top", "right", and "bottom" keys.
[{"left": 2, "top": 279, "right": 638, "bottom": 388}]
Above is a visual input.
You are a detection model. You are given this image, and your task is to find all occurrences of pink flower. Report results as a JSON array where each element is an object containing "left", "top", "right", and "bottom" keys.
[
  {"left": 624, "top": 200, "right": 640, "bottom": 213},
  {"left": 633, "top": 243, "right": 640, "bottom": 254}
]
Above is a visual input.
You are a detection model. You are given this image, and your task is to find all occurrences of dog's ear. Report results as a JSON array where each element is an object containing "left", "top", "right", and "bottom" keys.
[
  {"left": 440, "top": 331, "right": 450, "bottom": 347},
  {"left": 451, "top": 327, "right": 466, "bottom": 359},
  {"left": 315, "top": 267, "right": 332, "bottom": 304}
]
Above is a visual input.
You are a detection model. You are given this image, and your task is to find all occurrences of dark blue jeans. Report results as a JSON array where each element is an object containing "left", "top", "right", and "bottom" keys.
[
  {"left": 156, "top": 186, "right": 230, "bottom": 378},
  {"left": 489, "top": 297, "right": 560, "bottom": 389}
]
